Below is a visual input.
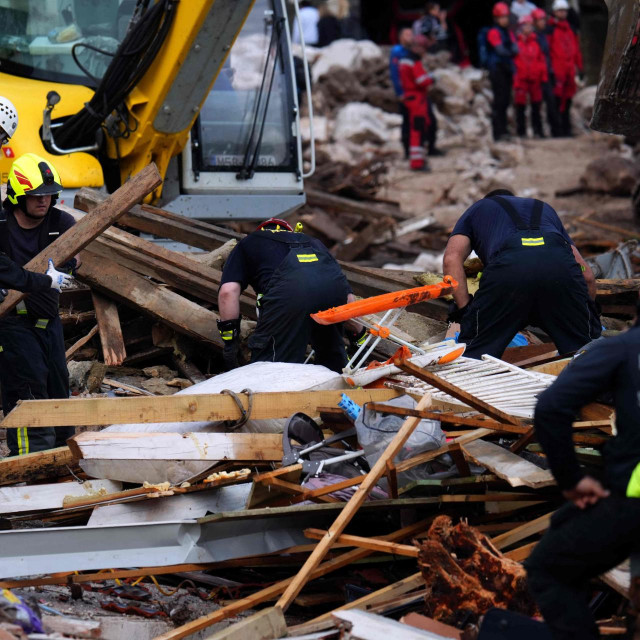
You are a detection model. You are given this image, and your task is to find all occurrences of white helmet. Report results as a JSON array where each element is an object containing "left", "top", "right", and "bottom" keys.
[
  {"left": 0, "top": 97, "right": 18, "bottom": 144},
  {"left": 552, "top": 0, "right": 570, "bottom": 10}
]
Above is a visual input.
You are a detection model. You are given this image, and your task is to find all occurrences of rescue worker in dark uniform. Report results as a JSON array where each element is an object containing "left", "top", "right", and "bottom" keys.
[
  {"left": 217, "top": 218, "right": 359, "bottom": 373},
  {"left": 0, "top": 153, "right": 76, "bottom": 456},
  {"left": 525, "top": 312, "right": 640, "bottom": 640},
  {"left": 443, "top": 189, "right": 600, "bottom": 359}
]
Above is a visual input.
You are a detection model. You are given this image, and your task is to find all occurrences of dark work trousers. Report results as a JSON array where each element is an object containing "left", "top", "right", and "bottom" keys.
[
  {"left": 0, "top": 315, "right": 73, "bottom": 456},
  {"left": 400, "top": 102, "right": 410, "bottom": 159},
  {"left": 489, "top": 64, "right": 513, "bottom": 141},
  {"left": 556, "top": 97, "right": 573, "bottom": 137},
  {"left": 542, "top": 81, "right": 560, "bottom": 136},
  {"left": 426, "top": 99, "right": 438, "bottom": 154},
  {"left": 248, "top": 249, "right": 351, "bottom": 373},
  {"left": 458, "top": 234, "right": 601, "bottom": 359},
  {"left": 525, "top": 495, "right": 640, "bottom": 640},
  {"left": 515, "top": 103, "right": 543, "bottom": 138}
]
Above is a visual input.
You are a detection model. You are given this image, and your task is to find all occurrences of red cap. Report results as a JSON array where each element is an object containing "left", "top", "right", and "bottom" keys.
[
  {"left": 531, "top": 8, "right": 547, "bottom": 19},
  {"left": 493, "top": 2, "right": 510, "bottom": 17},
  {"left": 256, "top": 218, "right": 294, "bottom": 232},
  {"left": 519, "top": 14, "right": 533, "bottom": 24}
]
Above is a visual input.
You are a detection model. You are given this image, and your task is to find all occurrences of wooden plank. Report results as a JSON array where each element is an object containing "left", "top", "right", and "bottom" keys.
[
  {"left": 394, "top": 359, "right": 523, "bottom": 426},
  {"left": 152, "top": 519, "right": 430, "bottom": 640},
  {"left": 68, "top": 432, "right": 283, "bottom": 462},
  {"left": 504, "top": 541, "right": 537, "bottom": 562},
  {"left": 461, "top": 439, "right": 555, "bottom": 489},
  {"left": 303, "top": 528, "right": 419, "bottom": 557},
  {"left": 92, "top": 293, "right": 126, "bottom": 366},
  {"left": 290, "top": 572, "right": 425, "bottom": 635},
  {"left": 0, "top": 163, "right": 161, "bottom": 317},
  {"left": 333, "top": 218, "right": 393, "bottom": 262},
  {"left": 75, "top": 187, "right": 241, "bottom": 250},
  {"left": 77, "top": 250, "right": 224, "bottom": 347},
  {"left": 0, "top": 446, "right": 75, "bottom": 487},
  {"left": 306, "top": 187, "right": 412, "bottom": 221},
  {"left": 205, "top": 607, "right": 286, "bottom": 640},
  {"left": 65, "top": 324, "right": 99, "bottom": 362},
  {"left": 276, "top": 393, "right": 431, "bottom": 611},
  {"left": 1, "top": 389, "right": 398, "bottom": 428},
  {"left": 0, "top": 479, "right": 120, "bottom": 514},
  {"left": 491, "top": 512, "right": 552, "bottom": 550}
]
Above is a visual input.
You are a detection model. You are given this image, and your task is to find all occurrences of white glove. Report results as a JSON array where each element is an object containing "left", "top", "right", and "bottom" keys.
[{"left": 46, "top": 259, "right": 73, "bottom": 292}]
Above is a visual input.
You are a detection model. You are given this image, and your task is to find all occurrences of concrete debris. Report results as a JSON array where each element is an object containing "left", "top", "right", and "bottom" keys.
[
  {"left": 580, "top": 154, "right": 640, "bottom": 195},
  {"left": 333, "top": 102, "right": 402, "bottom": 145}
]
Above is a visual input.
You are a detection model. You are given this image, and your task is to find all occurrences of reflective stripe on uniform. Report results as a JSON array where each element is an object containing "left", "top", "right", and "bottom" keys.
[
  {"left": 35, "top": 318, "right": 49, "bottom": 329},
  {"left": 297, "top": 253, "right": 318, "bottom": 263},
  {"left": 628, "top": 462, "right": 640, "bottom": 497},
  {"left": 16, "top": 301, "right": 27, "bottom": 315},
  {"left": 220, "top": 330, "right": 234, "bottom": 341},
  {"left": 521, "top": 237, "right": 545, "bottom": 246},
  {"left": 17, "top": 428, "right": 29, "bottom": 456}
]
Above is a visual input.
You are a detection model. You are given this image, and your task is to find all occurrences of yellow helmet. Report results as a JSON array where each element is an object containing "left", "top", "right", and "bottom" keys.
[{"left": 7, "top": 153, "right": 63, "bottom": 206}]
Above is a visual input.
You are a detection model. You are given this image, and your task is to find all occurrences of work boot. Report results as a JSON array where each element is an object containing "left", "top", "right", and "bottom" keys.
[{"left": 428, "top": 147, "right": 445, "bottom": 157}]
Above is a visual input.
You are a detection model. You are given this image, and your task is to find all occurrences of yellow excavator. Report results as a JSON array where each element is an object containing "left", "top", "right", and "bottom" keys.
[{"left": 0, "top": 0, "right": 313, "bottom": 221}]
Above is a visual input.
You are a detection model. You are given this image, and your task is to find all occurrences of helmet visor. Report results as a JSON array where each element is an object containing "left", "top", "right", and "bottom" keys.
[{"left": 26, "top": 181, "right": 63, "bottom": 197}]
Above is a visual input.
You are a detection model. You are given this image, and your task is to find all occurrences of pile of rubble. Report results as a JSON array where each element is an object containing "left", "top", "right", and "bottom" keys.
[{"left": 0, "top": 167, "right": 636, "bottom": 639}]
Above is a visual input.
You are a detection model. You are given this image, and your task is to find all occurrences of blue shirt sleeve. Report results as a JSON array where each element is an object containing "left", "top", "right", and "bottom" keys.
[
  {"left": 543, "top": 203, "right": 574, "bottom": 246},
  {"left": 450, "top": 203, "right": 478, "bottom": 243},
  {"left": 389, "top": 46, "right": 403, "bottom": 97}
]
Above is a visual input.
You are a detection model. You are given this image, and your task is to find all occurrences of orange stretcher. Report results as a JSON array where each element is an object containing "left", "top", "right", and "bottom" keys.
[{"left": 310, "top": 276, "right": 457, "bottom": 325}]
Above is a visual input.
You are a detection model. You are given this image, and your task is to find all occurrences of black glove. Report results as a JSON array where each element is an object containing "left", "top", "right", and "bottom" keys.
[
  {"left": 447, "top": 295, "right": 474, "bottom": 324},
  {"left": 0, "top": 289, "right": 6, "bottom": 304},
  {"left": 217, "top": 318, "right": 242, "bottom": 370},
  {"left": 346, "top": 326, "right": 368, "bottom": 358}
]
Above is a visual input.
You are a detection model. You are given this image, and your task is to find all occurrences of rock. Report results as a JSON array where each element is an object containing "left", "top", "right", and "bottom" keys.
[
  {"left": 580, "top": 154, "right": 640, "bottom": 195},
  {"left": 143, "top": 365, "right": 178, "bottom": 379},
  {"left": 430, "top": 67, "right": 475, "bottom": 116},
  {"left": 312, "top": 39, "right": 383, "bottom": 82},
  {"left": 490, "top": 142, "right": 524, "bottom": 168},
  {"left": 572, "top": 85, "right": 598, "bottom": 124},
  {"left": 333, "top": 102, "right": 400, "bottom": 145},
  {"left": 68, "top": 360, "right": 93, "bottom": 392}
]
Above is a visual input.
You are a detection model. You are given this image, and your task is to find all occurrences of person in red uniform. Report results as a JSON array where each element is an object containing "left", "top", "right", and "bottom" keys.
[
  {"left": 547, "top": 0, "right": 582, "bottom": 137},
  {"left": 485, "top": 2, "right": 518, "bottom": 141},
  {"left": 399, "top": 34, "right": 433, "bottom": 171},
  {"left": 513, "top": 15, "right": 547, "bottom": 138}
]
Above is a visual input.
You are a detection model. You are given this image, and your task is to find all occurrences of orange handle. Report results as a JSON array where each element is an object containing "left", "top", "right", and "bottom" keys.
[{"left": 311, "top": 276, "right": 458, "bottom": 325}]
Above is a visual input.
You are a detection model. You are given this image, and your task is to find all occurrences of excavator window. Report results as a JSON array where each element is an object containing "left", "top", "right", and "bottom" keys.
[{"left": 0, "top": 0, "right": 137, "bottom": 86}]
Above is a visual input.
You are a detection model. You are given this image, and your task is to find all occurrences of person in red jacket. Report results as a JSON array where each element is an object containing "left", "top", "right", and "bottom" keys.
[
  {"left": 513, "top": 15, "right": 547, "bottom": 138},
  {"left": 547, "top": 0, "right": 583, "bottom": 136},
  {"left": 399, "top": 34, "right": 434, "bottom": 171}
]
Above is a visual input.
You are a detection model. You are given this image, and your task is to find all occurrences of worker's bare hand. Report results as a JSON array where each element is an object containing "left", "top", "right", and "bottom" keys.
[{"left": 562, "top": 476, "right": 610, "bottom": 509}]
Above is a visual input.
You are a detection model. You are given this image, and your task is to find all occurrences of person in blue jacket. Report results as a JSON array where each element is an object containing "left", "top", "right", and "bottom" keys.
[{"left": 389, "top": 28, "right": 413, "bottom": 159}]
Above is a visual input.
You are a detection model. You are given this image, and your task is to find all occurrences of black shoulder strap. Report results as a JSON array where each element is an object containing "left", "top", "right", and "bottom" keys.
[
  {"left": 530, "top": 199, "right": 544, "bottom": 231},
  {"left": 0, "top": 209, "right": 12, "bottom": 258},
  {"left": 491, "top": 196, "right": 526, "bottom": 230},
  {"left": 37, "top": 208, "right": 62, "bottom": 252}
]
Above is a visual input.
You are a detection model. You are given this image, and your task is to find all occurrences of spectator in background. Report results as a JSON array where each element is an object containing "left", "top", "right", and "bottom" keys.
[
  {"left": 547, "top": 0, "right": 582, "bottom": 136},
  {"left": 414, "top": 2, "right": 449, "bottom": 54},
  {"left": 510, "top": 0, "right": 537, "bottom": 23},
  {"left": 390, "top": 28, "right": 414, "bottom": 159},
  {"left": 513, "top": 15, "right": 546, "bottom": 138},
  {"left": 317, "top": 4, "right": 342, "bottom": 47},
  {"left": 532, "top": 7, "right": 560, "bottom": 136},
  {"left": 399, "top": 34, "right": 434, "bottom": 171},
  {"left": 292, "top": 0, "right": 319, "bottom": 46}
]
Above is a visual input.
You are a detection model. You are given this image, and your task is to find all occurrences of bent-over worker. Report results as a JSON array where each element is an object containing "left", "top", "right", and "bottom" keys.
[
  {"left": 443, "top": 189, "right": 600, "bottom": 359},
  {"left": 217, "top": 218, "right": 360, "bottom": 373},
  {"left": 525, "top": 305, "right": 640, "bottom": 639},
  {"left": 0, "top": 153, "right": 76, "bottom": 456}
]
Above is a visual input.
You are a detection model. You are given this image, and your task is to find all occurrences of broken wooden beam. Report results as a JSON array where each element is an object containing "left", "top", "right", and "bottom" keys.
[
  {"left": 92, "top": 293, "right": 126, "bottom": 366},
  {"left": 0, "top": 163, "right": 162, "bottom": 317},
  {"left": 68, "top": 432, "right": 283, "bottom": 462},
  {"left": 303, "top": 528, "right": 419, "bottom": 557},
  {"left": 0, "top": 389, "right": 398, "bottom": 428},
  {"left": 0, "top": 447, "right": 76, "bottom": 487},
  {"left": 65, "top": 324, "right": 99, "bottom": 362},
  {"left": 76, "top": 250, "right": 224, "bottom": 347}
]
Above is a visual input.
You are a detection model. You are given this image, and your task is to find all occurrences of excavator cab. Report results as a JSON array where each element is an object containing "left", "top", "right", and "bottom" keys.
[
  {"left": 164, "top": 0, "right": 308, "bottom": 220},
  {"left": 0, "top": 0, "right": 310, "bottom": 222}
]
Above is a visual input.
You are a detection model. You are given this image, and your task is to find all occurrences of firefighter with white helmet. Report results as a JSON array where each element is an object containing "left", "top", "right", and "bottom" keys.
[{"left": 0, "top": 96, "right": 18, "bottom": 146}]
